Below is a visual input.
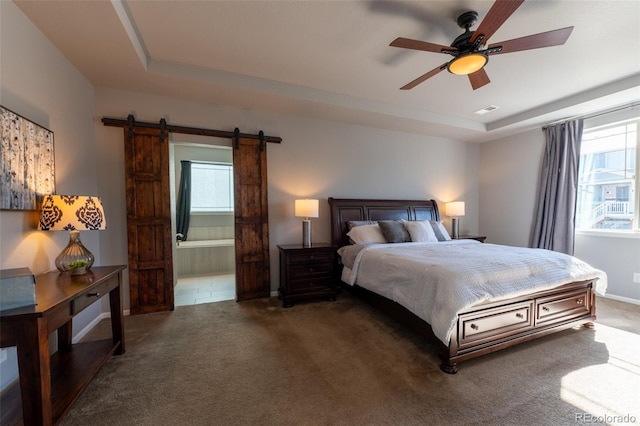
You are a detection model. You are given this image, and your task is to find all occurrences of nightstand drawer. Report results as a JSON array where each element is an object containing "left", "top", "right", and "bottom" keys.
[
  {"left": 290, "top": 262, "right": 333, "bottom": 280},
  {"left": 288, "top": 251, "right": 334, "bottom": 264},
  {"left": 289, "top": 277, "right": 334, "bottom": 292}
]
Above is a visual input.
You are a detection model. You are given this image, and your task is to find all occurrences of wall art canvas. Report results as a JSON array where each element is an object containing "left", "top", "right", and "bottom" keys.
[{"left": 0, "top": 106, "right": 55, "bottom": 210}]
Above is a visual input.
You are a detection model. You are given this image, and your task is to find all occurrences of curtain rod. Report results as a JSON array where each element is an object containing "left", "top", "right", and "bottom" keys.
[
  {"left": 542, "top": 101, "right": 640, "bottom": 130},
  {"left": 102, "top": 116, "right": 282, "bottom": 143}
]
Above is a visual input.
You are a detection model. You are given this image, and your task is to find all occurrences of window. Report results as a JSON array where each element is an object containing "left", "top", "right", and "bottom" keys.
[
  {"left": 576, "top": 118, "right": 638, "bottom": 231},
  {"left": 190, "top": 163, "right": 234, "bottom": 213}
]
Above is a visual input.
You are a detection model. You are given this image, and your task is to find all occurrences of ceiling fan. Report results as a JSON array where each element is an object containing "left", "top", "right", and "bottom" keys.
[{"left": 390, "top": 0, "right": 573, "bottom": 90}]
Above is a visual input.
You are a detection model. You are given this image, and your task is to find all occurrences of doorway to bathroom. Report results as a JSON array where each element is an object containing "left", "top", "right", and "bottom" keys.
[{"left": 170, "top": 139, "right": 235, "bottom": 306}]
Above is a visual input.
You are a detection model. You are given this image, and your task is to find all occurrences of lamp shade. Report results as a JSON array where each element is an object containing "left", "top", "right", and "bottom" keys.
[
  {"left": 294, "top": 199, "right": 319, "bottom": 219},
  {"left": 39, "top": 195, "right": 106, "bottom": 231},
  {"left": 446, "top": 201, "right": 465, "bottom": 217}
]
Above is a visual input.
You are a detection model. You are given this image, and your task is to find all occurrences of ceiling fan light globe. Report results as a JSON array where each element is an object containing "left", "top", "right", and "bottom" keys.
[{"left": 448, "top": 53, "right": 488, "bottom": 75}]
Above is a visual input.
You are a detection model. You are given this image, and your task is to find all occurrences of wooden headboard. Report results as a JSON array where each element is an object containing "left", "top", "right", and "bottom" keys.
[{"left": 328, "top": 198, "right": 440, "bottom": 248}]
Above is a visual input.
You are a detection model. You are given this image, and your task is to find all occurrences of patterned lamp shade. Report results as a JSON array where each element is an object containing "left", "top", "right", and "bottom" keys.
[
  {"left": 39, "top": 195, "right": 106, "bottom": 274},
  {"left": 39, "top": 195, "right": 106, "bottom": 231}
]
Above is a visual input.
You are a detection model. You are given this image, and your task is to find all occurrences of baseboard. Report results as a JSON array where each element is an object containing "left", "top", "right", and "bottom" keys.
[
  {"left": 72, "top": 312, "right": 112, "bottom": 344},
  {"left": 72, "top": 308, "right": 132, "bottom": 343},
  {"left": 600, "top": 294, "right": 640, "bottom": 306}
]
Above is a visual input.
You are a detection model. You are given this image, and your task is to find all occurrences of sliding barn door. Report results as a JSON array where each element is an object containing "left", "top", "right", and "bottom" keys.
[
  {"left": 124, "top": 127, "right": 174, "bottom": 314},
  {"left": 233, "top": 137, "right": 270, "bottom": 301}
]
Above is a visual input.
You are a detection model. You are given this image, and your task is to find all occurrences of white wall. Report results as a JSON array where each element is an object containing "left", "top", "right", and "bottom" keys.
[
  {"left": 94, "top": 87, "right": 480, "bottom": 309},
  {"left": 575, "top": 234, "right": 640, "bottom": 302},
  {"left": 0, "top": 1, "right": 102, "bottom": 391},
  {"left": 479, "top": 127, "right": 640, "bottom": 303},
  {"left": 479, "top": 128, "right": 544, "bottom": 246}
]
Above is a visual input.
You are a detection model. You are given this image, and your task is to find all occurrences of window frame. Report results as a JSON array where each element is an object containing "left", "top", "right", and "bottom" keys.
[{"left": 575, "top": 114, "right": 640, "bottom": 238}]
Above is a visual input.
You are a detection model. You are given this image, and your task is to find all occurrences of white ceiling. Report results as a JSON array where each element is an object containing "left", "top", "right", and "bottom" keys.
[{"left": 14, "top": 0, "right": 640, "bottom": 143}]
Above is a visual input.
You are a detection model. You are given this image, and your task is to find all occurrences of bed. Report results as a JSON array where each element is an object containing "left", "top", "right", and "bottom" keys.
[{"left": 328, "top": 197, "right": 607, "bottom": 373}]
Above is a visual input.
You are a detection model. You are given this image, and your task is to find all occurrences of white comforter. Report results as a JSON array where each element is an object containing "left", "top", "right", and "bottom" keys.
[{"left": 339, "top": 240, "right": 607, "bottom": 345}]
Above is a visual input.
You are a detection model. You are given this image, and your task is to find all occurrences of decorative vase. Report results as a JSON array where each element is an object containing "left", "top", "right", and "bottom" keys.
[{"left": 55, "top": 230, "right": 95, "bottom": 273}]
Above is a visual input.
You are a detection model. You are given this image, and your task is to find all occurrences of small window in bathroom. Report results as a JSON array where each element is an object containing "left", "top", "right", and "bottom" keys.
[{"left": 190, "top": 162, "right": 234, "bottom": 213}]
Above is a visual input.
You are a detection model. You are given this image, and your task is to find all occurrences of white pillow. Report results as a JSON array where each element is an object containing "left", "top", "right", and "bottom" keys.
[
  {"left": 430, "top": 220, "right": 451, "bottom": 241},
  {"left": 404, "top": 220, "right": 438, "bottom": 242},
  {"left": 346, "top": 223, "right": 386, "bottom": 244}
]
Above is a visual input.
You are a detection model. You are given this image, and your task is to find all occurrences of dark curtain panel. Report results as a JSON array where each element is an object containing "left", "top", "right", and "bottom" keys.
[
  {"left": 176, "top": 160, "right": 192, "bottom": 241},
  {"left": 531, "top": 119, "right": 584, "bottom": 254}
]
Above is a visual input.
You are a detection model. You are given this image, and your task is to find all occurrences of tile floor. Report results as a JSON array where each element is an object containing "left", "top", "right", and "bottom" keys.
[{"left": 174, "top": 273, "right": 235, "bottom": 306}]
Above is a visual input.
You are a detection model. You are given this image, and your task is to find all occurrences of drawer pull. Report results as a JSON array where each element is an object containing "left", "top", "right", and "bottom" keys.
[
  {"left": 88, "top": 292, "right": 101, "bottom": 298},
  {"left": 542, "top": 306, "right": 550, "bottom": 312},
  {"left": 309, "top": 255, "right": 315, "bottom": 260},
  {"left": 308, "top": 268, "right": 314, "bottom": 273},
  {"left": 515, "top": 313, "right": 524, "bottom": 319},
  {"left": 470, "top": 323, "right": 479, "bottom": 330},
  {"left": 576, "top": 299, "right": 583, "bottom": 305}
]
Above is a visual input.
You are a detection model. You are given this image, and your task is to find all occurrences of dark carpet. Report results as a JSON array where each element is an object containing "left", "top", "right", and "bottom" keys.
[{"left": 62, "top": 294, "right": 640, "bottom": 425}]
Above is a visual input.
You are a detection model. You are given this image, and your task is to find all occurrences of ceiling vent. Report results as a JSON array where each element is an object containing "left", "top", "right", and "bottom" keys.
[{"left": 474, "top": 105, "right": 500, "bottom": 115}]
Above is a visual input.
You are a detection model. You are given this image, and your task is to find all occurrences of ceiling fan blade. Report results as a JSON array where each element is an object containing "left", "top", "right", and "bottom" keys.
[
  {"left": 400, "top": 63, "right": 448, "bottom": 90},
  {"left": 487, "top": 26, "right": 574, "bottom": 55},
  {"left": 468, "top": 68, "right": 491, "bottom": 90},
  {"left": 469, "top": 0, "right": 524, "bottom": 44},
  {"left": 390, "top": 37, "right": 456, "bottom": 54}
]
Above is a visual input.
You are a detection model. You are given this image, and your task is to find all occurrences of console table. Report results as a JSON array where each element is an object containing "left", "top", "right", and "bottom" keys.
[{"left": 0, "top": 265, "right": 126, "bottom": 425}]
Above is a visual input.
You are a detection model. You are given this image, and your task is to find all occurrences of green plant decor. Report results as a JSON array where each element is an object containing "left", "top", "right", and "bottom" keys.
[{"left": 68, "top": 259, "right": 89, "bottom": 275}]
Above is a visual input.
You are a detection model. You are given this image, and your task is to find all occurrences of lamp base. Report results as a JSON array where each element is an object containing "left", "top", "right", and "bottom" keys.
[
  {"left": 451, "top": 218, "right": 460, "bottom": 239},
  {"left": 302, "top": 219, "right": 312, "bottom": 247},
  {"left": 55, "top": 230, "right": 95, "bottom": 273}
]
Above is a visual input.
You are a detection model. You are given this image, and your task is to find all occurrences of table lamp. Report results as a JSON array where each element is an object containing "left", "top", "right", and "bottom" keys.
[
  {"left": 446, "top": 201, "right": 465, "bottom": 239},
  {"left": 295, "top": 199, "right": 319, "bottom": 247},
  {"left": 39, "top": 195, "right": 106, "bottom": 273}
]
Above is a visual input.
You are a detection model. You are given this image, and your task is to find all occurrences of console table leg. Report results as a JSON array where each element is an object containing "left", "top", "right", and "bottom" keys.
[
  {"left": 58, "top": 320, "right": 73, "bottom": 351},
  {"left": 17, "top": 318, "right": 53, "bottom": 425},
  {"left": 110, "top": 284, "right": 126, "bottom": 355}
]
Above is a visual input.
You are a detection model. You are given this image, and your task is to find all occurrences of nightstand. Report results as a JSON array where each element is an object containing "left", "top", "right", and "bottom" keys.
[
  {"left": 277, "top": 243, "right": 338, "bottom": 307},
  {"left": 454, "top": 235, "right": 487, "bottom": 243}
]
